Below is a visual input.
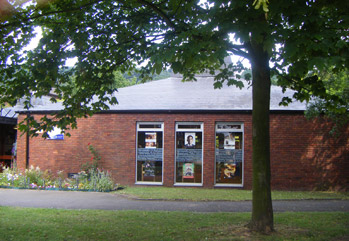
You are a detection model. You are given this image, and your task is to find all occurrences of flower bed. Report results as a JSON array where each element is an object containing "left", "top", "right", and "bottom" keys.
[{"left": 0, "top": 165, "right": 117, "bottom": 192}]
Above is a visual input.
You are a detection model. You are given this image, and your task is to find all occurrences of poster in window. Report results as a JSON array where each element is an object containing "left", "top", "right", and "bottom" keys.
[
  {"left": 183, "top": 163, "right": 194, "bottom": 178},
  {"left": 143, "top": 161, "right": 155, "bottom": 177},
  {"left": 224, "top": 133, "right": 235, "bottom": 149},
  {"left": 47, "top": 127, "right": 64, "bottom": 140},
  {"left": 235, "top": 135, "right": 241, "bottom": 149},
  {"left": 223, "top": 163, "right": 236, "bottom": 178},
  {"left": 145, "top": 132, "right": 157, "bottom": 148},
  {"left": 185, "top": 133, "right": 196, "bottom": 148}
]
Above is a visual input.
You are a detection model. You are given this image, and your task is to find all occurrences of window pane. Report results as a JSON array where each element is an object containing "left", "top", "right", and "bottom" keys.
[
  {"left": 216, "top": 132, "right": 242, "bottom": 150},
  {"left": 175, "top": 130, "right": 203, "bottom": 184},
  {"left": 176, "top": 162, "right": 202, "bottom": 183},
  {"left": 137, "top": 161, "right": 162, "bottom": 182},
  {"left": 139, "top": 124, "right": 162, "bottom": 129},
  {"left": 137, "top": 128, "right": 163, "bottom": 182},
  {"left": 215, "top": 129, "right": 243, "bottom": 185},
  {"left": 216, "top": 162, "right": 242, "bottom": 184},
  {"left": 216, "top": 124, "right": 241, "bottom": 130},
  {"left": 177, "top": 124, "right": 201, "bottom": 129},
  {"left": 176, "top": 132, "right": 202, "bottom": 149},
  {"left": 137, "top": 131, "right": 163, "bottom": 148}
]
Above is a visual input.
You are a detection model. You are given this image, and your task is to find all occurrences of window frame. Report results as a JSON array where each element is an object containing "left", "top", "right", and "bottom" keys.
[
  {"left": 174, "top": 122, "right": 204, "bottom": 186},
  {"left": 214, "top": 122, "right": 244, "bottom": 187},
  {"left": 135, "top": 122, "right": 164, "bottom": 185}
]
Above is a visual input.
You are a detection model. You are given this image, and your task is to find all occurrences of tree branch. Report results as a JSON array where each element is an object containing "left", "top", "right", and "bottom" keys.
[
  {"left": 136, "top": 0, "right": 176, "bottom": 30},
  {"left": 0, "top": 0, "right": 103, "bottom": 30},
  {"left": 226, "top": 42, "right": 250, "bottom": 59}
]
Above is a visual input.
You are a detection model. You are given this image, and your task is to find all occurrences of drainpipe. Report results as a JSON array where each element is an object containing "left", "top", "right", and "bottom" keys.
[
  {"left": 25, "top": 94, "right": 31, "bottom": 169},
  {"left": 25, "top": 112, "right": 30, "bottom": 169}
]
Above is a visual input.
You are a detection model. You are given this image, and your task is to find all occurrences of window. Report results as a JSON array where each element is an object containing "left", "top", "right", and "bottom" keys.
[
  {"left": 175, "top": 122, "right": 203, "bottom": 185},
  {"left": 215, "top": 122, "right": 244, "bottom": 186},
  {"left": 136, "top": 122, "right": 163, "bottom": 184}
]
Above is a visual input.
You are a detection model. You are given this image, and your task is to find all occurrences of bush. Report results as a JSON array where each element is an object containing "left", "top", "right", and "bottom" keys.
[
  {"left": 81, "top": 143, "right": 100, "bottom": 173},
  {"left": 25, "top": 165, "right": 43, "bottom": 186},
  {"left": 87, "top": 168, "right": 115, "bottom": 192}
]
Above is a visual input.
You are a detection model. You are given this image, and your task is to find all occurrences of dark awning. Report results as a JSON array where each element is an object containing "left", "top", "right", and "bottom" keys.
[{"left": 0, "top": 108, "right": 17, "bottom": 125}]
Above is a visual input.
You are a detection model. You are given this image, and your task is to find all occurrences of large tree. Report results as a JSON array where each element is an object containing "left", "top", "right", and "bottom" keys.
[{"left": 1, "top": 0, "right": 348, "bottom": 233}]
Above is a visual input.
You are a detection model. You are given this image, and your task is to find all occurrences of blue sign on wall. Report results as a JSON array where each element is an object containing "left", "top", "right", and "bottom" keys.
[{"left": 48, "top": 127, "right": 64, "bottom": 140}]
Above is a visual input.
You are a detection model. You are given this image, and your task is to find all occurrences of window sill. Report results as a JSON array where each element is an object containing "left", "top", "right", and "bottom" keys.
[
  {"left": 174, "top": 183, "right": 203, "bottom": 187},
  {"left": 214, "top": 184, "right": 243, "bottom": 188},
  {"left": 135, "top": 182, "right": 163, "bottom": 186}
]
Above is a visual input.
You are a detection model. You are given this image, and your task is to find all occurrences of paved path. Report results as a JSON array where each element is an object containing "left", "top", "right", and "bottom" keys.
[{"left": 0, "top": 188, "right": 348, "bottom": 212}]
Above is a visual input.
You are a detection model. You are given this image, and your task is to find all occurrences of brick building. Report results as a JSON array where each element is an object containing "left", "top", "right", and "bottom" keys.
[{"left": 16, "top": 77, "right": 349, "bottom": 190}]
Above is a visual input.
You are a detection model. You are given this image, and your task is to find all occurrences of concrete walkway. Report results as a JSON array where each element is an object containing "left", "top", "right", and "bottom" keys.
[{"left": 0, "top": 188, "right": 348, "bottom": 212}]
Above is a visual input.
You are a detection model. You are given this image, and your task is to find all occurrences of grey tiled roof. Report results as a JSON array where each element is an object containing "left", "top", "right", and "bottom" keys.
[
  {"left": 3, "top": 96, "right": 57, "bottom": 118},
  {"left": 17, "top": 76, "right": 306, "bottom": 112}
]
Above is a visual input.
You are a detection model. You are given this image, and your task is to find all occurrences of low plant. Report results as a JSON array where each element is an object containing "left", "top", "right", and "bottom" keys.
[
  {"left": 25, "top": 165, "right": 44, "bottom": 186},
  {"left": 0, "top": 167, "right": 26, "bottom": 187},
  {"left": 87, "top": 168, "right": 115, "bottom": 192},
  {"left": 0, "top": 165, "right": 116, "bottom": 192}
]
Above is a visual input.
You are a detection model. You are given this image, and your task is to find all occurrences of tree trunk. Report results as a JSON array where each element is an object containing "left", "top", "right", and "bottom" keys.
[{"left": 249, "top": 41, "right": 274, "bottom": 233}]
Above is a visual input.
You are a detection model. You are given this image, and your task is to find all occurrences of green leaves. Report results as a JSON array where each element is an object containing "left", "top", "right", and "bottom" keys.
[
  {"left": 253, "top": 0, "right": 269, "bottom": 12},
  {"left": 1, "top": 0, "right": 348, "bottom": 135}
]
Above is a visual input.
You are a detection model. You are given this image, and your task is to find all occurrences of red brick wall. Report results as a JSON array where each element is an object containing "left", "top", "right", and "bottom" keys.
[
  {"left": 16, "top": 112, "right": 348, "bottom": 190},
  {"left": 270, "top": 114, "right": 349, "bottom": 191}
]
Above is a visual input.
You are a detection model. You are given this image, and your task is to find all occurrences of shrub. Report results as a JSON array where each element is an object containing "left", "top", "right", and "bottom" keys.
[
  {"left": 25, "top": 165, "right": 43, "bottom": 186},
  {"left": 81, "top": 143, "right": 100, "bottom": 173},
  {"left": 87, "top": 168, "right": 115, "bottom": 192}
]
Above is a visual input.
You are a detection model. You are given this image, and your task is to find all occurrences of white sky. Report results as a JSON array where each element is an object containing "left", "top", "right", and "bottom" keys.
[{"left": 26, "top": 27, "right": 77, "bottom": 66}]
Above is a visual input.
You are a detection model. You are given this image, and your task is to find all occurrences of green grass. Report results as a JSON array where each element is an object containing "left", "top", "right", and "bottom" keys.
[
  {"left": 117, "top": 186, "right": 349, "bottom": 201},
  {"left": 0, "top": 207, "right": 348, "bottom": 240}
]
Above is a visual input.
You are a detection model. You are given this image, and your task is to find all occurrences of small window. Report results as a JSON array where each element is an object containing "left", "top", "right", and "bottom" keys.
[
  {"left": 177, "top": 124, "right": 202, "bottom": 129},
  {"left": 139, "top": 124, "right": 162, "bottom": 129},
  {"left": 216, "top": 124, "right": 241, "bottom": 130}
]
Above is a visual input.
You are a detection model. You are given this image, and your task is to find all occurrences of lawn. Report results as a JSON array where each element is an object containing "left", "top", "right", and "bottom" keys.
[
  {"left": 117, "top": 186, "right": 349, "bottom": 201},
  {"left": 0, "top": 207, "right": 348, "bottom": 240}
]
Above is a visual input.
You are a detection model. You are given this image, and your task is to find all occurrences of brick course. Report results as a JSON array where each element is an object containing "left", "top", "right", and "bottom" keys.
[{"left": 16, "top": 112, "right": 348, "bottom": 190}]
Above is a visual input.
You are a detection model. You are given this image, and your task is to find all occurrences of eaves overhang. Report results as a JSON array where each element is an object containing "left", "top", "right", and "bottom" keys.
[{"left": 16, "top": 109, "right": 305, "bottom": 115}]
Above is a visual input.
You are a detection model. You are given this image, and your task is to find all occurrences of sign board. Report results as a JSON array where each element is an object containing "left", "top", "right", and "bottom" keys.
[
  {"left": 176, "top": 149, "right": 202, "bottom": 162},
  {"left": 137, "top": 148, "right": 163, "bottom": 161},
  {"left": 215, "top": 149, "right": 243, "bottom": 162},
  {"left": 48, "top": 127, "right": 64, "bottom": 140}
]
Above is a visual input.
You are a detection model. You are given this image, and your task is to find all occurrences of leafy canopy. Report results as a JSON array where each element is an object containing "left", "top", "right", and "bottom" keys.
[
  {"left": 0, "top": 0, "right": 348, "bottom": 135},
  {"left": 305, "top": 68, "right": 349, "bottom": 134}
]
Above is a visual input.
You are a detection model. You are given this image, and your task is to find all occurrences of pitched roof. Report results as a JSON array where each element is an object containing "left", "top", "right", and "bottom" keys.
[{"left": 17, "top": 76, "right": 306, "bottom": 113}]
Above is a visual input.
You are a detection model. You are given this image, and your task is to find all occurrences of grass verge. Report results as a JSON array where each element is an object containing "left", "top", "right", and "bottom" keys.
[
  {"left": 0, "top": 207, "right": 348, "bottom": 240},
  {"left": 117, "top": 186, "right": 349, "bottom": 201}
]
